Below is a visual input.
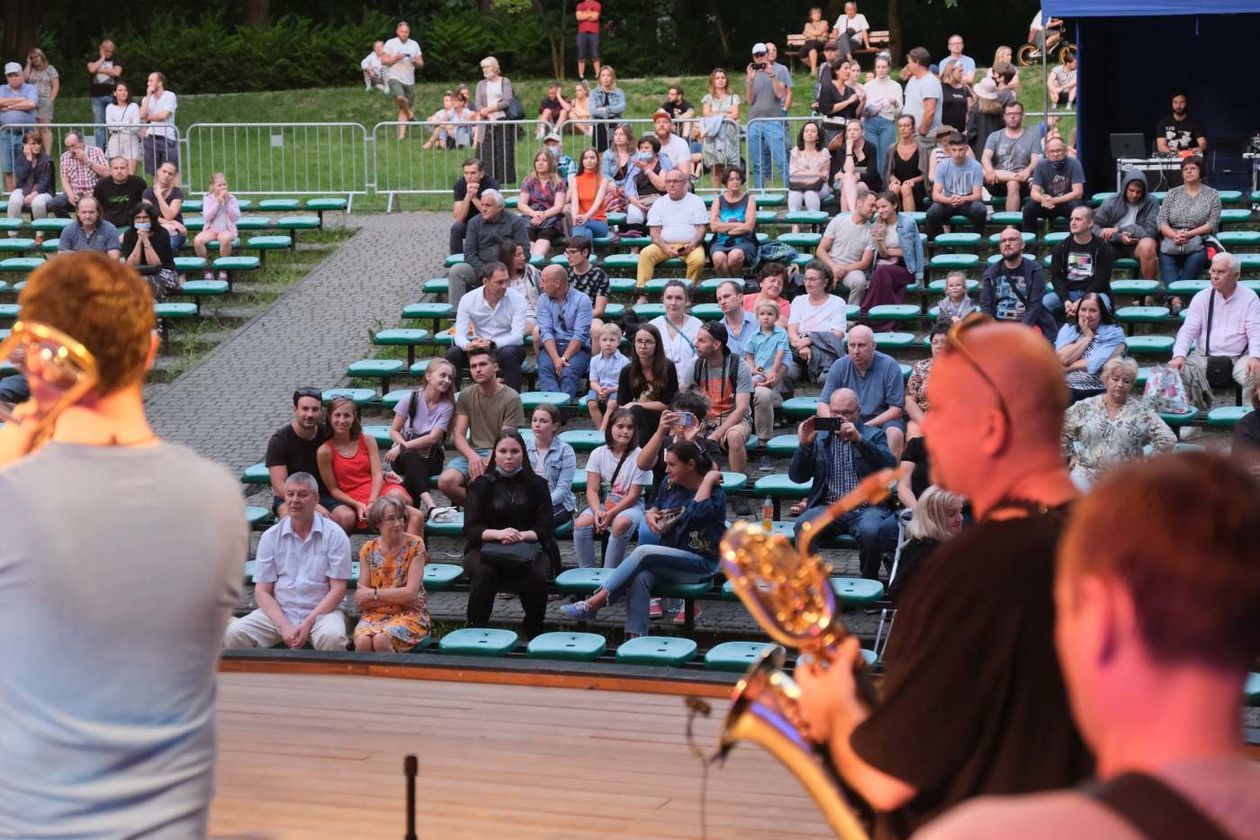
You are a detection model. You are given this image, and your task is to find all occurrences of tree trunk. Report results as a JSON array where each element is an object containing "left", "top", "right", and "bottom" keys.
[
  {"left": 2, "top": 0, "right": 41, "bottom": 59},
  {"left": 887, "top": 0, "right": 903, "bottom": 65},
  {"left": 243, "top": 0, "right": 271, "bottom": 29},
  {"left": 707, "top": 0, "right": 730, "bottom": 56}
]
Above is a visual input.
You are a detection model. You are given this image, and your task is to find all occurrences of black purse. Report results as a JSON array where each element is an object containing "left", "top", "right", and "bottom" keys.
[
  {"left": 1204, "top": 291, "right": 1235, "bottom": 390},
  {"left": 480, "top": 541, "right": 541, "bottom": 571}
]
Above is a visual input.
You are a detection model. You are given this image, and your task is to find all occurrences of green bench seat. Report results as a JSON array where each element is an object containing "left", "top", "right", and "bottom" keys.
[
  {"left": 987, "top": 230, "right": 1035, "bottom": 247},
  {"left": 276, "top": 215, "right": 321, "bottom": 232},
  {"left": 926, "top": 278, "right": 979, "bottom": 293},
  {"left": 754, "top": 473, "right": 812, "bottom": 499},
  {"left": 1111, "top": 279, "right": 1160, "bottom": 297},
  {"left": 423, "top": 563, "right": 464, "bottom": 591},
  {"left": 873, "top": 332, "right": 915, "bottom": 349},
  {"left": 781, "top": 396, "right": 820, "bottom": 418},
  {"left": 235, "top": 217, "right": 274, "bottom": 232},
  {"left": 928, "top": 253, "right": 980, "bottom": 271},
  {"left": 704, "top": 641, "right": 784, "bottom": 672},
  {"left": 990, "top": 211, "right": 1023, "bottom": 226},
  {"left": 1206, "top": 407, "right": 1252, "bottom": 428},
  {"left": 931, "top": 232, "right": 982, "bottom": 248},
  {"left": 865, "top": 304, "right": 921, "bottom": 321},
  {"left": 373, "top": 328, "right": 430, "bottom": 365},
  {"left": 558, "top": 428, "right": 605, "bottom": 452},
  {"left": 0, "top": 257, "right": 43, "bottom": 273},
  {"left": 520, "top": 391, "right": 572, "bottom": 410},
  {"left": 777, "top": 232, "right": 821, "bottom": 248},
  {"left": 439, "top": 627, "right": 518, "bottom": 656},
  {"left": 0, "top": 238, "right": 35, "bottom": 253},
  {"left": 602, "top": 253, "right": 640, "bottom": 270},
  {"left": 1124, "top": 335, "right": 1175, "bottom": 357},
  {"left": 1115, "top": 306, "right": 1170, "bottom": 323},
  {"left": 241, "top": 462, "right": 270, "bottom": 484},
  {"left": 363, "top": 424, "right": 392, "bottom": 447},
  {"left": 425, "top": 509, "right": 464, "bottom": 537},
  {"left": 347, "top": 359, "right": 404, "bottom": 392},
  {"left": 527, "top": 631, "right": 606, "bottom": 661},
  {"left": 257, "top": 199, "right": 301, "bottom": 212},
  {"left": 615, "top": 636, "right": 698, "bottom": 666},
  {"left": 174, "top": 256, "right": 208, "bottom": 272}
]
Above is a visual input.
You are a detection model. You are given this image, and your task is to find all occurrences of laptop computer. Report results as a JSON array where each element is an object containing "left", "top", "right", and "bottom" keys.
[{"left": 1109, "top": 132, "right": 1148, "bottom": 160}]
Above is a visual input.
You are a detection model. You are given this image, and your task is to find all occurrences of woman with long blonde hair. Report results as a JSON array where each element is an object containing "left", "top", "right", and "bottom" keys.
[{"left": 386, "top": 358, "right": 456, "bottom": 519}]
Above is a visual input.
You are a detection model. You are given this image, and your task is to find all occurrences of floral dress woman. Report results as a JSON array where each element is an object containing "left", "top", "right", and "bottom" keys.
[{"left": 355, "top": 534, "right": 431, "bottom": 651}]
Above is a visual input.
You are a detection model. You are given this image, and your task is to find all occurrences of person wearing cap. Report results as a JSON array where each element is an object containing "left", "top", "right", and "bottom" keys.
[
  {"left": 813, "top": 41, "right": 843, "bottom": 106},
  {"left": 0, "top": 63, "right": 38, "bottom": 193},
  {"left": 745, "top": 43, "right": 789, "bottom": 191},
  {"left": 652, "top": 109, "right": 692, "bottom": 179},
  {"left": 542, "top": 131, "right": 576, "bottom": 180}
]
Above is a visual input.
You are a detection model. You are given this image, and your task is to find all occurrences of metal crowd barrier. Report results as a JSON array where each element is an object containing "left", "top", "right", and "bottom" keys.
[
  {"left": 15, "top": 121, "right": 182, "bottom": 177},
  {"left": 182, "top": 122, "right": 369, "bottom": 210},
  {"left": 372, "top": 117, "right": 661, "bottom": 211}
]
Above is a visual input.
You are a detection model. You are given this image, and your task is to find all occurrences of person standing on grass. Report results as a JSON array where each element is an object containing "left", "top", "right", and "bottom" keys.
[
  {"left": 0, "top": 253, "right": 246, "bottom": 836},
  {"left": 575, "top": 0, "right": 602, "bottom": 80},
  {"left": 86, "top": 39, "right": 121, "bottom": 147},
  {"left": 383, "top": 21, "right": 423, "bottom": 141},
  {"left": 138, "top": 72, "right": 178, "bottom": 175}
]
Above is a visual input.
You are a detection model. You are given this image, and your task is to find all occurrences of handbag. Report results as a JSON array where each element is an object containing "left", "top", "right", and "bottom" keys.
[
  {"left": 504, "top": 96, "right": 526, "bottom": 121},
  {"left": 1159, "top": 234, "right": 1204, "bottom": 256},
  {"left": 789, "top": 178, "right": 826, "bottom": 192},
  {"left": 480, "top": 540, "right": 541, "bottom": 571},
  {"left": 1204, "top": 291, "right": 1236, "bottom": 389}
]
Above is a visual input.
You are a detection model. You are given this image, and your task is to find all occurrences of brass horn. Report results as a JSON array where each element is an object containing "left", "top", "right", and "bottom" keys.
[
  {"left": 0, "top": 320, "right": 99, "bottom": 455},
  {"left": 714, "top": 467, "right": 904, "bottom": 840}
]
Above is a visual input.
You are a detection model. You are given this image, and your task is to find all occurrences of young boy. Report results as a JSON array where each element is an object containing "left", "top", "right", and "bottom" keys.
[
  {"left": 745, "top": 298, "right": 790, "bottom": 465},
  {"left": 936, "top": 270, "right": 977, "bottom": 323},
  {"left": 423, "top": 91, "right": 456, "bottom": 149},
  {"left": 361, "top": 41, "right": 386, "bottom": 92},
  {"left": 537, "top": 82, "right": 570, "bottom": 139},
  {"left": 585, "top": 322, "right": 630, "bottom": 427}
]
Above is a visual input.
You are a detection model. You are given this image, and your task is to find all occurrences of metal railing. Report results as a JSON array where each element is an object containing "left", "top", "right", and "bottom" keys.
[
  {"left": 11, "top": 121, "right": 182, "bottom": 177},
  {"left": 372, "top": 117, "right": 661, "bottom": 211},
  {"left": 181, "top": 122, "right": 369, "bottom": 209}
]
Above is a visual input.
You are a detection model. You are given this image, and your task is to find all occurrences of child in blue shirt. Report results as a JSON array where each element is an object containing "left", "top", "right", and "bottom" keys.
[
  {"left": 585, "top": 322, "right": 630, "bottom": 427},
  {"left": 744, "top": 298, "right": 790, "bottom": 448}
]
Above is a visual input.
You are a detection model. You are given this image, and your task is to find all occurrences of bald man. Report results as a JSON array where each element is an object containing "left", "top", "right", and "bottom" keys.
[
  {"left": 789, "top": 387, "right": 896, "bottom": 580},
  {"left": 795, "top": 319, "right": 1092, "bottom": 838},
  {"left": 818, "top": 324, "right": 907, "bottom": 459},
  {"left": 536, "top": 263, "right": 594, "bottom": 398}
]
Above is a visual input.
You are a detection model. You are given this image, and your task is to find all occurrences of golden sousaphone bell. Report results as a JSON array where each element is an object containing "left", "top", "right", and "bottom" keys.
[
  {"left": 0, "top": 320, "right": 99, "bottom": 454},
  {"left": 715, "top": 467, "right": 904, "bottom": 840}
]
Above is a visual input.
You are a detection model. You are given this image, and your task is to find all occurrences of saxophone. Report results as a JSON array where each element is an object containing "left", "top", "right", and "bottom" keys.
[
  {"left": 714, "top": 467, "right": 903, "bottom": 840},
  {"left": 0, "top": 321, "right": 99, "bottom": 454}
]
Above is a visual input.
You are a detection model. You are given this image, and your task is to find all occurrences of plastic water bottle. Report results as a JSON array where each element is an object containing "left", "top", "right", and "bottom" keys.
[
  {"left": 762, "top": 496, "right": 773, "bottom": 532},
  {"left": 601, "top": 479, "right": 613, "bottom": 511}
]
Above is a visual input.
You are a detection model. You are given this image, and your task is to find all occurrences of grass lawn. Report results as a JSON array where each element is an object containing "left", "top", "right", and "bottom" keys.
[{"left": 50, "top": 67, "right": 1063, "bottom": 211}]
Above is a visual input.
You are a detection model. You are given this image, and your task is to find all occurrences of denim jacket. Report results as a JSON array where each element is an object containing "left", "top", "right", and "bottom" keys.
[
  {"left": 526, "top": 437, "right": 576, "bottom": 513},
  {"left": 590, "top": 86, "right": 626, "bottom": 119},
  {"left": 894, "top": 212, "right": 925, "bottom": 280}
]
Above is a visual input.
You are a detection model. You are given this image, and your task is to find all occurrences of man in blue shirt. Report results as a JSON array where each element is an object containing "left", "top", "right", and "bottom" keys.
[
  {"left": 926, "top": 131, "right": 986, "bottom": 239},
  {"left": 536, "top": 264, "right": 593, "bottom": 398},
  {"left": 0, "top": 62, "right": 38, "bottom": 192},
  {"left": 57, "top": 196, "right": 121, "bottom": 258},
  {"left": 1021, "top": 136, "right": 1086, "bottom": 233},
  {"left": 819, "top": 324, "right": 906, "bottom": 457}
]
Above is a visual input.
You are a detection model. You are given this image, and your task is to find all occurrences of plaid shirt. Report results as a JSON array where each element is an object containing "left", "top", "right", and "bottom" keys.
[
  {"left": 821, "top": 434, "right": 863, "bottom": 506},
  {"left": 60, "top": 146, "right": 107, "bottom": 196}
]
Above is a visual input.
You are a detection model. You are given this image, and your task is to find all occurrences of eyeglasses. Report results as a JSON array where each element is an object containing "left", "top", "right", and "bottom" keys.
[
  {"left": 563, "top": 248, "right": 582, "bottom": 254},
  {"left": 293, "top": 387, "right": 322, "bottom": 402},
  {"left": 945, "top": 313, "right": 1011, "bottom": 430},
  {"left": 634, "top": 338, "right": 655, "bottom": 346}
]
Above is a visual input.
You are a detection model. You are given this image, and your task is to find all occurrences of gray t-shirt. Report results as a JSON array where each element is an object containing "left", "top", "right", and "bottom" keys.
[
  {"left": 904, "top": 73, "right": 943, "bottom": 136},
  {"left": 0, "top": 442, "right": 246, "bottom": 837},
  {"left": 748, "top": 69, "right": 782, "bottom": 119},
  {"left": 918, "top": 758, "right": 1260, "bottom": 840},
  {"left": 984, "top": 129, "right": 1040, "bottom": 173},
  {"left": 823, "top": 213, "right": 873, "bottom": 264}
]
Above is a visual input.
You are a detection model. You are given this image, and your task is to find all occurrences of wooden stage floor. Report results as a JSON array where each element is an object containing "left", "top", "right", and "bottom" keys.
[{"left": 210, "top": 671, "right": 833, "bottom": 839}]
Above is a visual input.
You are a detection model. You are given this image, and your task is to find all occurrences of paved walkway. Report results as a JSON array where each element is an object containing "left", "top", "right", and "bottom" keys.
[{"left": 146, "top": 212, "right": 448, "bottom": 471}]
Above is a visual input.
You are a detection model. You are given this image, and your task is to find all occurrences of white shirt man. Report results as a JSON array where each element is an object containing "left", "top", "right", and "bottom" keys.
[
  {"left": 383, "top": 22, "right": 423, "bottom": 86},
  {"left": 448, "top": 262, "right": 529, "bottom": 392},
  {"left": 223, "top": 474, "right": 352, "bottom": 652},
  {"left": 832, "top": 1, "right": 870, "bottom": 51},
  {"left": 637, "top": 171, "right": 709, "bottom": 291},
  {"left": 1170, "top": 252, "right": 1260, "bottom": 405}
]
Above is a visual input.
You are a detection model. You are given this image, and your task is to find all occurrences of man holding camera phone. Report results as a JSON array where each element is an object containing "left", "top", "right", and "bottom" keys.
[
  {"left": 745, "top": 42, "right": 789, "bottom": 190},
  {"left": 788, "top": 387, "right": 896, "bottom": 580}
]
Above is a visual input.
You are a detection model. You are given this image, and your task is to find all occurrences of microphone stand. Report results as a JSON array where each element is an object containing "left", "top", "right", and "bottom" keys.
[{"left": 403, "top": 754, "right": 418, "bottom": 840}]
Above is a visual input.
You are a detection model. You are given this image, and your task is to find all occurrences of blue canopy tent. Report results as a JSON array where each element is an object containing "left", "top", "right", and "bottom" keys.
[{"left": 1043, "top": 0, "right": 1260, "bottom": 192}]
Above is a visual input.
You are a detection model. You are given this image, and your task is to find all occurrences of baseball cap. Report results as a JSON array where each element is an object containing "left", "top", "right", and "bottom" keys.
[
  {"left": 544, "top": 131, "right": 562, "bottom": 143},
  {"left": 751, "top": 43, "right": 768, "bottom": 55},
  {"left": 652, "top": 108, "right": 672, "bottom": 121},
  {"left": 3, "top": 62, "right": 22, "bottom": 76}
]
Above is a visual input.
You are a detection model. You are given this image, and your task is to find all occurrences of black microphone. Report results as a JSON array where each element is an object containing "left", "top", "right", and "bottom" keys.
[{"left": 404, "top": 754, "right": 418, "bottom": 840}]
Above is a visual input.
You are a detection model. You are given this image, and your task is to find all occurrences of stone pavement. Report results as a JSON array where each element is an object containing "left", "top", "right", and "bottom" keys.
[{"left": 145, "top": 212, "right": 447, "bottom": 470}]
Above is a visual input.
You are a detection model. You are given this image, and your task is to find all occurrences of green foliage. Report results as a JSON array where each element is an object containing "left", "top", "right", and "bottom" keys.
[{"left": 106, "top": 10, "right": 396, "bottom": 95}]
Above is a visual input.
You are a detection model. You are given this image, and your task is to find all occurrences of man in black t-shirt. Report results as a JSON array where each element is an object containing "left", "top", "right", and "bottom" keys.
[
  {"left": 449, "top": 157, "right": 500, "bottom": 255},
  {"left": 1047, "top": 205, "right": 1114, "bottom": 318},
  {"left": 1154, "top": 91, "right": 1206, "bottom": 156},
  {"left": 796, "top": 320, "right": 1092, "bottom": 839},
  {"left": 264, "top": 388, "right": 334, "bottom": 516},
  {"left": 92, "top": 156, "right": 148, "bottom": 228}
]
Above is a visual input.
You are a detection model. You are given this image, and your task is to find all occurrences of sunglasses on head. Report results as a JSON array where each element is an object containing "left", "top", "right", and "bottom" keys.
[
  {"left": 293, "top": 387, "right": 322, "bottom": 403},
  {"left": 945, "top": 313, "right": 1011, "bottom": 430}
]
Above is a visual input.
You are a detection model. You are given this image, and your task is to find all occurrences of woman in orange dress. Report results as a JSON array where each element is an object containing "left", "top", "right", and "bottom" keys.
[
  {"left": 353, "top": 496, "right": 431, "bottom": 653},
  {"left": 316, "top": 396, "right": 416, "bottom": 534}
]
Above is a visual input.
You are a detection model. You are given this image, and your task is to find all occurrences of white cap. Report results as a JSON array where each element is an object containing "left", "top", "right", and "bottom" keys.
[
  {"left": 751, "top": 43, "right": 767, "bottom": 55},
  {"left": 3, "top": 62, "right": 22, "bottom": 76},
  {"left": 544, "top": 131, "right": 562, "bottom": 143}
]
